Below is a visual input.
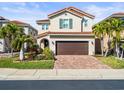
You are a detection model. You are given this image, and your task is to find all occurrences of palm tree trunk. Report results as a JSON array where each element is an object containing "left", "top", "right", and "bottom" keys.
[
  {"left": 101, "top": 48, "right": 104, "bottom": 56},
  {"left": 105, "top": 35, "right": 111, "bottom": 57},
  {"left": 100, "top": 38, "right": 104, "bottom": 56},
  {"left": 11, "top": 35, "right": 14, "bottom": 57},
  {"left": 116, "top": 42, "right": 120, "bottom": 58},
  {"left": 19, "top": 45, "right": 24, "bottom": 61},
  {"left": 11, "top": 48, "right": 14, "bottom": 57},
  {"left": 121, "top": 50, "right": 123, "bottom": 60},
  {"left": 104, "top": 49, "right": 108, "bottom": 57},
  {"left": 4, "top": 38, "right": 10, "bottom": 52}
]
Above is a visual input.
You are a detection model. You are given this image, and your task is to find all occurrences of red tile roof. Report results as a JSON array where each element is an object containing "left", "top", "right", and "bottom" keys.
[
  {"left": 10, "top": 20, "right": 38, "bottom": 32},
  {"left": 48, "top": 6, "right": 95, "bottom": 19},
  {"left": 37, "top": 19, "right": 49, "bottom": 22},
  {"left": 113, "top": 12, "right": 124, "bottom": 15},
  {"left": 37, "top": 31, "right": 93, "bottom": 38},
  {"left": 10, "top": 20, "right": 29, "bottom": 25},
  {"left": 36, "top": 19, "right": 50, "bottom": 24}
]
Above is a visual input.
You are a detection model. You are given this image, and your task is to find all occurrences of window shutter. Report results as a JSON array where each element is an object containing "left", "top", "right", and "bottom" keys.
[
  {"left": 59, "top": 19, "right": 63, "bottom": 29},
  {"left": 69, "top": 19, "right": 73, "bottom": 29}
]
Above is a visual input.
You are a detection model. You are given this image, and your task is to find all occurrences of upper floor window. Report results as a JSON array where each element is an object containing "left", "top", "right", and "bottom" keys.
[
  {"left": 82, "top": 18, "right": 89, "bottom": 27},
  {"left": 59, "top": 19, "right": 73, "bottom": 29},
  {"left": 42, "top": 24, "right": 48, "bottom": 30}
]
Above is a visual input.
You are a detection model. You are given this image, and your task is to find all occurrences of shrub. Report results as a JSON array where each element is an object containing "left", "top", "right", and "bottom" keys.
[
  {"left": 14, "top": 54, "right": 19, "bottom": 57},
  {"left": 34, "top": 54, "right": 45, "bottom": 60},
  {"left": 38, "top": 48, "right": 43, "bottom": 54},
  {"left": 27, "top": 52, "right": 36, "bottom": 60},
  {"left": 42, "top": 47, "right": 54, "bottom": 60}
]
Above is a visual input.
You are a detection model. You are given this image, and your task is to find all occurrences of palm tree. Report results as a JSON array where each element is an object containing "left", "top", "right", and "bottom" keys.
[
  {"left": 0, "top": 23, "right": 23, "bottom": 56},
  {"left": 12, "top": 34, "right": 33, "bottom": 61},
  {"left": 93, "top": 23, "right": 106, "bottom": 56},
  {"left": 6, "top": 23, "right": 23, "bottom": 56},
  {"left": 94, "top": 18, "right": 124, "bottom": 57},
  {"left": 110, "top": 18, "right": 124, "bottom": 57},
  {"left": 103, "top": 19, "right": 114, "bottom": 56},
  {"left": 0, "top": 26, "right": 10, "bottom": 52}
]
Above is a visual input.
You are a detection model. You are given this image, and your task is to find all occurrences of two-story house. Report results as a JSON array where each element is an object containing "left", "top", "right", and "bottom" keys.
[
  {"left": 0, "top": 16, "right": 9, "bottom": 52},
  {"left": 10, "top": 20, "right": 38, "bottom": 51},
  {"left": 36, "top": 7, "right": 95, "bottom": 55}
]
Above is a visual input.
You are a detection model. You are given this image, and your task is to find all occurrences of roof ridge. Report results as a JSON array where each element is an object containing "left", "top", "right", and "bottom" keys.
[
  {"left": 10, "top": 20, "right": 29, "bottom": 25},
  {"left": 0, "top": 16, "right": 9, "bottom": 20},
  {"left": 112, "top": 12, "right": 124, "bottom": 15},
  {"left": 48, "top": 6, "right": 95, "bottom": 19}
]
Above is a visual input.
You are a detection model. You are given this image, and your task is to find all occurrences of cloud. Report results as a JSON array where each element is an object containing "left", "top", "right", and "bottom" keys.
[
  {"left": 0, "top": 6, "right": 47, "bottom": 15},
  {"left": 1, "top": 2, "right": 124, "bottom": 31},
  {"left": 29, "top": 2, "right": 40, "bottom": 9},
  {"left": 11, "top": 2, "right": 26, "bottom": 7},
  {"left": 82, "top": 3, "right": 124, "bottom": 24},
  {"left": 0, "top": 3, "right": 50, "bottom": 31}
]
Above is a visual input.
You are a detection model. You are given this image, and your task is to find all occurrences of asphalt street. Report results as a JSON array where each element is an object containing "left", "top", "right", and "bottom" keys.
[{"left": 0, "top": 80, "right": 124, "bottom": 90}]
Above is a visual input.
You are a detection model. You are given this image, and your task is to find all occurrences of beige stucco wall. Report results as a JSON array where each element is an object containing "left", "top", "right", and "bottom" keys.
[
  {"left": 38, "top": 11, "right": 93, "bottom": 33},
  {"left": 49, "top": 12, "right": 81, "bottom": 32},
  {"left": 37, "top": 35, "right": 95, "bottom": 55},
  {"left": 83, "top": 16, "right": 93, "bottom": 32}
]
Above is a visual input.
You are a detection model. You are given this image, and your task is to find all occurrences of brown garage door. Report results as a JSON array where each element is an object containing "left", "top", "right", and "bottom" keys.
[{"left": 56, "top": 41, "right": 88, "bottom": 55}]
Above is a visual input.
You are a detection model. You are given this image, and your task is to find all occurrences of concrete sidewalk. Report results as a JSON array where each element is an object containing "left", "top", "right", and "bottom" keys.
[{"left": 0, "top": 68, "right": 124, "bottom": 80}]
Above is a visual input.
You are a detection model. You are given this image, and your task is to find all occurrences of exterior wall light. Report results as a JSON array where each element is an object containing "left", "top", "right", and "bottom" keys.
[
  {"left": 91, "top": 41, "right": 94, "bottom": 45},
  {"left": 52, "top": 41, "right": 54, "bottom": 45}
]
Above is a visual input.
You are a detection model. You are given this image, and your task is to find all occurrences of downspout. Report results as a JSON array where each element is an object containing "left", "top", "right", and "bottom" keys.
[{"left": 81, "top": 17, "right": 85, "bottom": 32}]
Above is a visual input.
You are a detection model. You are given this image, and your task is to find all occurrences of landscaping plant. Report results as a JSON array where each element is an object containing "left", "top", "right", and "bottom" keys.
[
  {"left": 42, "top": 47, "right": 54, "bottom": 60},
  {"left": 93, "top": 18, "right": 124, "bottom": 58}
]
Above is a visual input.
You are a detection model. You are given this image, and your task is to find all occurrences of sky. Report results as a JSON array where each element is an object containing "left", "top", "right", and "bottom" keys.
[{"left": 0, "top": 2, "right": 124, "bottom": 31}]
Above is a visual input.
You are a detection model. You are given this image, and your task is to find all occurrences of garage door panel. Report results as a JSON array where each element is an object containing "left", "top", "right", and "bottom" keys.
[{"left": 56, "top": 41, "right": 88, "bottom": 55}]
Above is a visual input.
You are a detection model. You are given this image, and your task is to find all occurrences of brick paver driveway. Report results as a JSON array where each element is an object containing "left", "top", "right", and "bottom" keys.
[{"left": 54, "top": 55, "right": 110, "bottom": 69}]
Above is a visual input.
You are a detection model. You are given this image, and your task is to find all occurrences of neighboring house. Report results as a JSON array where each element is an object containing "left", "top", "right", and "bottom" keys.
[
  {"left": 36, "top": 7, "right": 95, "bottom": 55},
  {"left": 0, "top": 18, "right": 38, "bottom": 53},
  {"left": 94, "top": 12, "right": 124, "bottom": 54},
  {"left": 10, "top": 20, "right": 38, "bottom": 51},
  {"left": 10, "top": 20, "right": 38, "bottom": 37},
  {"left": 0, "top": 16, "right": 9, "bottom": 52}
]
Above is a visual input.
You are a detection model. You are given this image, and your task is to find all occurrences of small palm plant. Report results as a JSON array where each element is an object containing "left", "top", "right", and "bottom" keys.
[{"left": 12, "top": 34, "right": 33, "bottom": 61}]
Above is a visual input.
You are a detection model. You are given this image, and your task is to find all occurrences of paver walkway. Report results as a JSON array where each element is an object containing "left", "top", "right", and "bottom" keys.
[{"left": 54, "top": 55, "right": 110, "bottom": 69}]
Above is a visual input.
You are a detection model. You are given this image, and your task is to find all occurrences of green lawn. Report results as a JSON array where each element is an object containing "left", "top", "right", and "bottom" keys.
[
  {"left": 0, "top": 58, "right": 54, "bottom": 69},
  {"left": 96, "top": 55, "right": 124, "bottom": 69}
]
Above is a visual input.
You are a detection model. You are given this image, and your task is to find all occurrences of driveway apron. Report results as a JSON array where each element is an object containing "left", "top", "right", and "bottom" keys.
[{"left": 54, "top": 55, "right": 110, "bottom": 69}]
